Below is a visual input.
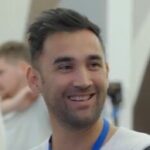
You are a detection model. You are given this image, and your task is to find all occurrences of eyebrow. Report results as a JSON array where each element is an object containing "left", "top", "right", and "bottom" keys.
[
  {"left": 87, "top": 55, "right": 102, "bottom": 61},
  {"left": 53, "top": 57, "right": 74, "bottom": 65},
  {"left": 53, "top": 54, "right": 103, "bottom": 65}
]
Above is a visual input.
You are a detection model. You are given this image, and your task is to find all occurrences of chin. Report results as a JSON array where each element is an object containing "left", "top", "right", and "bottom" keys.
[{"left": 65, "top": 112, "right": 100, "bottom": 130}]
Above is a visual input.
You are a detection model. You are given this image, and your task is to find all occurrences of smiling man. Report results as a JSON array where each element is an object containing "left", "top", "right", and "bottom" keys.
[{"left": 27, "top": 8, "right": 150, "bottom": 150}]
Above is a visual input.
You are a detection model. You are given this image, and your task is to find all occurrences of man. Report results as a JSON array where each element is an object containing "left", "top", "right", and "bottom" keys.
[
  {"left": 27, "top": 8, "right": 150, "bottom": 150},
  {"left": 0, "top": 41, "right": 51, "bottom": 150}
]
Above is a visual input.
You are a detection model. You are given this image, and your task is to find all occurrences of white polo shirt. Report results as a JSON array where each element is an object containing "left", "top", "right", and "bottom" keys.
[
  {"left": 4, "top": 96, "right": 51, "bottom": 150},
  {"left": 31, "top": 127, "right": 150, "bottom": 150},
  {"left": 0, "top": 109, "right": 6, "bottom": 150}
]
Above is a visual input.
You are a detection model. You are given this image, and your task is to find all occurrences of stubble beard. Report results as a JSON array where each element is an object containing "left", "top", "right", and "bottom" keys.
[{"left": 48, "top": 92, "right": 106, "bottom": 130}]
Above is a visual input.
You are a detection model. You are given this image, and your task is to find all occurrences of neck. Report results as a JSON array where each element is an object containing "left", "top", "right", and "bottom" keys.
[{"left": 50, "top": 117, "right": 115, "bottom": 150}]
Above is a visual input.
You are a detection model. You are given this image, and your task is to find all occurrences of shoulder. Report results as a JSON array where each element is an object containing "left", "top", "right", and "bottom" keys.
[
  {"left": 118, "top": 127, "right": 150, "bottom": 140},
  {"left": 115, "top": 128, "right": 150, "bottom": 149},
  {"left": 102, "top": 127, "right": 150, "bottom": 150}
]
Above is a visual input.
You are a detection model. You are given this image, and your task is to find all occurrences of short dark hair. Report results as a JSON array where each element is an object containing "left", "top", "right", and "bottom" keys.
[
  {"left": 27, "top": 8, "right": 105, "bottom": 67},
  {"left": 0, "top": 41, "right": 31, "bottom": 63}
]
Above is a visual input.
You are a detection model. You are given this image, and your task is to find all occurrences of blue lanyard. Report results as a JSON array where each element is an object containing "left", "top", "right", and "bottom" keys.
[
  {"left": 92, "top": 119, "right": 109, "bottom": 150},
  {"left": 48, "top": 142, "right": 51, "bottom": 150},
  {"left": 48, "top": 119, "right": 109, "bottom": 150}
]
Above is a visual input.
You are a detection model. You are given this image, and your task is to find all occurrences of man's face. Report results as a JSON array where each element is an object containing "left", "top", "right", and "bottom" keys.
[
  {"left": 0, "top": 58, "right": 26, "bottom": 99},
  {"left": 34, "top": 30, "right": 109, "bottom": 129}
]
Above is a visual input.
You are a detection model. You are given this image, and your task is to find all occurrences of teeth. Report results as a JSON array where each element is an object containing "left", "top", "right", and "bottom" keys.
[{"left": 69, "top": 95, "right": 91, "bottom": 101}]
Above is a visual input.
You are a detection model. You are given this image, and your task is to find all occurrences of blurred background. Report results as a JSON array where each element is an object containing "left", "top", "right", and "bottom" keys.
[{"left": 0, "top": 0, "right": 149, "bottom": 131}]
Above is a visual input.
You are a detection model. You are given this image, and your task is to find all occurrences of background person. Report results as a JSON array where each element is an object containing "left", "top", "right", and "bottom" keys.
[{"left": 0, "top": 41, "right": 51, "bottom": 150}]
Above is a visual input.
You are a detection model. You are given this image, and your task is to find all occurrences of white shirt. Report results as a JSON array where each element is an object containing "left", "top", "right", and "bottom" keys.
[
  {"left": 3, "top": 96, "right": 51, "bottom": 150},
  {"left": 0, "top": 110, "right": 6, "bottom": 150},
  {"left": 101, "top": 127, "right": 150, "bottom": 150},
  {"left": 31, "top": 127, "right": 150, "bottom": 150}
]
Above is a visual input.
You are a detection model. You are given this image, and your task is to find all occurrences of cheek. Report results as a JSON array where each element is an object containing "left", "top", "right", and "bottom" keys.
[
  {"left": 41, "top": 74, "right": 71, "bottom": 100},
  {"left": 45, "top": 73, "right": 71, "bottom": 87},
  {"left": 1, "top": 77, "right": 12, "bottom": 88},
  {"left": 93, "top": 73, "right": 108, "bottom": 88}
]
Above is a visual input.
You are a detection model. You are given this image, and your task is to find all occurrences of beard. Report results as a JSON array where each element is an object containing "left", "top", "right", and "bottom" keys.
[
  {"left": 40, "top": 71, "right": 108, "bottom": 130},
  {"left": 59, "top": 102, "right": 103, "bottom": 130},
  {"left": 45, "top": 88, "right": 107, "bottom": 130}
]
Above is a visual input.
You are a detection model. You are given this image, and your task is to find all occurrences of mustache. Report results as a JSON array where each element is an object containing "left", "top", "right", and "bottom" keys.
[{"left": 66, "top": 85, "right": 96, "bottom": 95}]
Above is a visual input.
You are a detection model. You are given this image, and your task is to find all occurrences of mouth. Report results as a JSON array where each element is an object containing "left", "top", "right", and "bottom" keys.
[{"left": 67, "top": 93, "right": 95, "bottom": 102}]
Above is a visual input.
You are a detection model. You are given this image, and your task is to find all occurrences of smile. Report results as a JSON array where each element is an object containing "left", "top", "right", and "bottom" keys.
[{"left": 68, "top": 94, "right": 95, "bottom": 101}]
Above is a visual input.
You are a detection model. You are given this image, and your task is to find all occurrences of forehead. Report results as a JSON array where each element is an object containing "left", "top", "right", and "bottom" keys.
[
  {"left": 40, "top": 30, "right": 104, "bottom": 62},
  {"left": 0, "top": 57, "right": 18, "bottom": 68},
  {"left": 0, "top": 58, "right": 10, "bottom": 65}
]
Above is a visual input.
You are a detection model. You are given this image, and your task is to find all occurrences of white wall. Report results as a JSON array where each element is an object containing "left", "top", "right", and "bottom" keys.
[
  {"left": 131, "top": 12, "right": 150, "bottom": 112},
  {"left": 106, "top": 0, "right": 133, "bottom": 128},
  {"left": 0, "top": 0, "right": 31, "bottom": 44},
  {"left": 107, "top": 0, "right": 150, "bottom": 128},
  {"left": 134, "top": 0, "right": 150, "bottom": 38},
  {"left": 130, "top": 1, "right": 150, "bottom": 128}
]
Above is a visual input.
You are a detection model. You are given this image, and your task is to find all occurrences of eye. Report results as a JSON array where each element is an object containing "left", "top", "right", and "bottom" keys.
[
  {"left": 0, "top": 70, "right": 4, "bottom": 75},
  {"left": 88, "top": 62, "right": 102, "bottom": 70},
  {"left": 57, "top": 63, "right": 73, "bottom": 73}
]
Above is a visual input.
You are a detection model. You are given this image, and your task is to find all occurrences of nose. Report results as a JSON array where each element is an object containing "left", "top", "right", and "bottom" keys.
[{"left": 72, "top": 68, "right": 92, "bottom": 89}]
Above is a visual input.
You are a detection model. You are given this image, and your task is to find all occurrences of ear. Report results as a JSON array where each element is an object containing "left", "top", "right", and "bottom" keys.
[
  {"left": 105, "top": 63, "right": 109, "bottom": 77},
  {"left": 105, "top": 63, "right": 110, "bottom": 89},
  {"left": 26, "top": 66, "right": 41, "bottom": 94}
]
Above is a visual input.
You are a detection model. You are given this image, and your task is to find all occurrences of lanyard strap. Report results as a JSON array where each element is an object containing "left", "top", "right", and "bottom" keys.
[
  {"left": 48, "top": 119, "right": 109, "bottom": 150},
  {"left": 48, "top": 137, "right": 52, "bottom": 150},
  {"left": 48, "top": 143, "right": 51, "bottom": 150},
  {"left": 92, "top": 119, "right": 110, "bottom": 150}
]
